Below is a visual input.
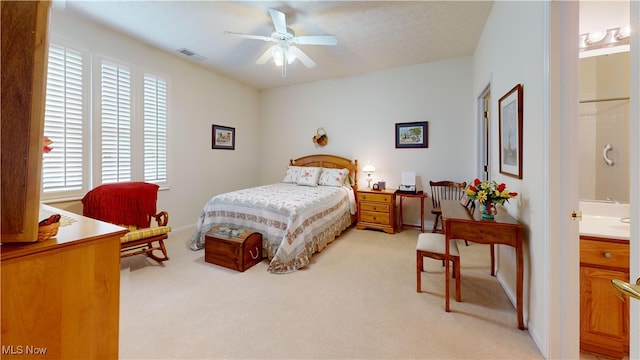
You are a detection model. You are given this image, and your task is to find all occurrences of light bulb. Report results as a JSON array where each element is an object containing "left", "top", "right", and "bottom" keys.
[
  {"left": 615, "top": 25, "right": 631, "bottom": 40},
  {"left": 272, "top": 47, "right": 284, "bottom": 66},
  {"left": 586, "top": 30, "right": 606, "bottom": 44},
  {"left": 286, "top": 52, "right": 297, "bottom": 64}
]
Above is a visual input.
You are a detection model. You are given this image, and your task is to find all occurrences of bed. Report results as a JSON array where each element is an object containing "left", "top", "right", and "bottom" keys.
[{"left": 190, "top": 154, "right": 359, "bottom": 273}]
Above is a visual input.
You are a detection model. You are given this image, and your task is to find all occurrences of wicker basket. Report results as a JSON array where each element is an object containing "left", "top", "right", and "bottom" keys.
[
  {"left": 312, "top": 127, "right": 328, "bottom": 147},
  {"left": 38, "top": 221, "right": 60, "bottom": 242}
]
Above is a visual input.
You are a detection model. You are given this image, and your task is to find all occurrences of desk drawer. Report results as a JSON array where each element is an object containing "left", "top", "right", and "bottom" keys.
[
  {"left": 358, "top": 192, "right": 392, "bottom": 204},
  {"left": 445, "top": 222, "right": 516, "bottom": 243},
  {"left": 580, "top": 238, "right": 629, "bottom": 269},
  {"left": 360, "top": 211, "right": 391, "bottom": 225},
  {"left": 360, "top": 202, "right": 390, "bottom": 213}
]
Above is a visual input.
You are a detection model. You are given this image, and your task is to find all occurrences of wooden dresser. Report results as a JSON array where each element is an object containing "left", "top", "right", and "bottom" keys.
[
  {"left": 1, "top": 206, "right": 127, "bottom": 359},
  {"left": 580, "top": 235, "right": 630, "bottom": 358},
  {"left": 356, "top": 189, "right": 396, "bottom": 234}
]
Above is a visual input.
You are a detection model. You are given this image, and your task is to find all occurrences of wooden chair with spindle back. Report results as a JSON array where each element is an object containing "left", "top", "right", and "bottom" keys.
[{"left": 429, "top": 180, "right": 467, "bottom": 233}]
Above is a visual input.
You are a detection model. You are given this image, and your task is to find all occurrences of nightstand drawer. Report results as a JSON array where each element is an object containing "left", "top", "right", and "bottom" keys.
[
  {"left": 357, "top": 192, "right": 392, "bottom": 204},
  {"left": 360, "top": 211, "right": 391, "bottom": 225},
  {"left": 360, "top": 202, "right": 390, "bottom": 213}
]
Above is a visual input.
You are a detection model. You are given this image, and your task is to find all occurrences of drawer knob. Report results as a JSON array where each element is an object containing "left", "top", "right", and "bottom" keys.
[{"left": 603, "top": 252, "right": 613, "bottom": 259}]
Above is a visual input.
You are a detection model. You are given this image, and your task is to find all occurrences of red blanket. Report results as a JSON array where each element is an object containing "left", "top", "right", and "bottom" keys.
[{"left": 82, "top": 182, "right": 159, "bottom": 228}]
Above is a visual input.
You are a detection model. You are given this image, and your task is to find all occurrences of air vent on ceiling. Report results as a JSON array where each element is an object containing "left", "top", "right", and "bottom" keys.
[{"left": 177, "top": 48, "right": 206, "bottom": 61}]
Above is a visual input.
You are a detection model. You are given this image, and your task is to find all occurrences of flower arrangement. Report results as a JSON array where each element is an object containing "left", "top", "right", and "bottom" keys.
[
  {"left": 466, "top": 178, "right": 518, "bottom": 206},
  {"left": 43, "top": 136, "right": 53, "bottom": 153}
]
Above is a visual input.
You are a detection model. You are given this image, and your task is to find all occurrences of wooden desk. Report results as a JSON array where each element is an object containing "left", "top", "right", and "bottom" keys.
[
  {"left": 441, "top": 200, "right": 525, "bottom": 330},
  {"left": 397, "top": 192, "right": 427, "bottom": 232}
]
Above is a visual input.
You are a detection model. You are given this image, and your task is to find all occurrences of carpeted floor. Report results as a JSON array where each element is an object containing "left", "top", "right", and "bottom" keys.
[{"left": 119, "top": 226, "right": 544, "bottom": 359}]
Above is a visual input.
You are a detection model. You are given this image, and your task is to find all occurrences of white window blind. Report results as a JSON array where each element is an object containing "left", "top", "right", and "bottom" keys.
[
  {"left": 42, "top": 43, "right": 170, "bottom": 200},
  {"left": 143, "top": 74, "right": 168, "bottom": 183},
  {"left": 100, "top": 60, "right": 132, "bottom": 184},
  {"left": 42, "top": 44, "right": 85, "bottom": 194}
]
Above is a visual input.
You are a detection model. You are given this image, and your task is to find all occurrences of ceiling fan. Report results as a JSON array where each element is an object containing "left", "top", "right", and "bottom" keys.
[{"left": 225, "top": 8, "right": 337, "bottom": 77}]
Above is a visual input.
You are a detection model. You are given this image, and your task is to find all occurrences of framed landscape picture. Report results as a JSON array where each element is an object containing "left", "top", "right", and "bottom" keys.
[
  {"left": 395, "top": 121, "right": 428, "bottom": 148},
  {"left": 498, "top": 84, "right": 523, "bottom": 179},
  {"left": 212, "top": 124, "right": 235, "bottom": 150}
]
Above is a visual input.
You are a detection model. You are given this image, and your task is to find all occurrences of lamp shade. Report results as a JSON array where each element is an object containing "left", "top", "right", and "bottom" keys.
[{"left": 363, "top": 164, "right": 376, "bottom": 173}]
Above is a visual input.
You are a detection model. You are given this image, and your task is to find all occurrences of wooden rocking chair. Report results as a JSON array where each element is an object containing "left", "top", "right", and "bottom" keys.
[{"left": 82, "top": 182, "right": 171, "bottom": 262}]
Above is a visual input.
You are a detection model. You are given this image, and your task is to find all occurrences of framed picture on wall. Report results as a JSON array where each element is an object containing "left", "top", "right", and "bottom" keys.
[
  {"left": 395, "top": 121, "right": 428, "bottom": 148},
  {"left": 212, "top": 124, "right": 235, "bottom": 150},
  {"left": 498, "top": 84, "right": 523, "bottom": 179}
]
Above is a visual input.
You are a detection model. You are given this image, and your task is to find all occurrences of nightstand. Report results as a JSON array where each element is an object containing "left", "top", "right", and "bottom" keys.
[{"left": 356, "top": 188, "right": 396, "bottom": 234}]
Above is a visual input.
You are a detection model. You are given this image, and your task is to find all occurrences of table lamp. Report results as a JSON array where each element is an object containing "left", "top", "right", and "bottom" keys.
[{"left": 363, "top": 163, "right": 376, "bottom": 188}]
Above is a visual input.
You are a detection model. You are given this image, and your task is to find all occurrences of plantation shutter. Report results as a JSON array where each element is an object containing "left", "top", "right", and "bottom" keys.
[
  {"left": 143, "top": 74, "right": 168, "bottom": 183},
  {"left": 100, "top": 60, "right": 132, "bottom": 184},
  {"left": 42, "top": 44, "right": 85, "bottom": 194}
]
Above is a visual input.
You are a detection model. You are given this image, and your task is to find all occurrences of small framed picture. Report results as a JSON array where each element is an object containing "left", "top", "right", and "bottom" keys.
[
  {"left": 212, "top": 124, "right": 235, "bottom": 150},
  {"left": 498, "top": 84, "right": 523, "bottom": 179},
  {"left": 395, "top": 121, "right": 428, "bottom": 148}
]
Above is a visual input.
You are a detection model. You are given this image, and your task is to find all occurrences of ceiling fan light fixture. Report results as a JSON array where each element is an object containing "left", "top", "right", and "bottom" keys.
[
  {"left": 286, "top": 52, "right": 297, "bottom": 65},
  {"left": 226, "top": 8, "right": 335, "bottom": 75},
  {"left": 272, "top": 46, "right": 285, "bottom": 66}
]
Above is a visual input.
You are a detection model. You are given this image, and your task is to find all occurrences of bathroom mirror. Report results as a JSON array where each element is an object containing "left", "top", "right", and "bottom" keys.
[{"left": 579, "top": 51, "right": 630, "bottom": 203}]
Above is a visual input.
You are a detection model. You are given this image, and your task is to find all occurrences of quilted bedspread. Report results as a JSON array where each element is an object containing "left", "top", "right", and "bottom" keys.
[{"left": 190, "top": 183, "right": 355, "bottom": 273}]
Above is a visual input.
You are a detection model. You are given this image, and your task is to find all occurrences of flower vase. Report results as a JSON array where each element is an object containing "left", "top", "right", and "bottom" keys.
[{"left": 481, "top": 201, "right": 496, "bottom": 219}]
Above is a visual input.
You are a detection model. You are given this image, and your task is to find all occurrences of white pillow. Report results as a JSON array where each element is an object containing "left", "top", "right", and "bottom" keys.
[
  {"left": 319, "top": 168, "right": 349, "bottom": 187},
  {"left": 282, "top": 166, "right": 304, "bottom": 183},
  {"left": 297, "top": 167, "right": 322, "bottom": 187}
]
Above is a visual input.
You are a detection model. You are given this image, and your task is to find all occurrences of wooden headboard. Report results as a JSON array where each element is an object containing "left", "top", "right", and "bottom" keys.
[{"left": 290, "top": 154, "right": 358, "bottom": 190}]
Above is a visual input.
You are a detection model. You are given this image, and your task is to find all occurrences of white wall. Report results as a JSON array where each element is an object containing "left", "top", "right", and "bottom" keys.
[
  {"left": 259, "top": 58, "right": 476, "bottom": 226},
  {"left": 49, "top": 8, "right": 262, "bottom": 230},
  {"left": 472, "top": 0, "right": 548, "bottom": 355}
]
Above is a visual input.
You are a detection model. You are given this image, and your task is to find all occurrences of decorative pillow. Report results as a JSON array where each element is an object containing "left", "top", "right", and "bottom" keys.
[
  {"left": 297, "top": 167, "right": 322, "bottom": 187},
  {"left": 282, "top": 166, "right": 304, "bottom": 183},
  {"left": 344, "top": 174, "right": 354, "bottom": 187},
  {"left": 319, "top": 168, "right": 349, "bottom": 187}
]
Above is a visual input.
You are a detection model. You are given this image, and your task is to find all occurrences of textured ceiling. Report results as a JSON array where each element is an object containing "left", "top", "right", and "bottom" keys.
[{"left": 58, "top": 1, "right": 495, "bottom": 90}]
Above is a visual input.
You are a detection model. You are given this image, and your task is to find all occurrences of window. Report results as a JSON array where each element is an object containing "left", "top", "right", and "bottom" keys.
[
  {"left": 42, "top": 42, "right": 169, "bottom": 201},
  {"left": 42, "top": 44, "right": 86, "bottom": 196},
  {"left": 100, "top": 60, "right": 132, "bottom": 184},
  {"left": 143, "top": 75, "right": 168, "bottom": 183}
]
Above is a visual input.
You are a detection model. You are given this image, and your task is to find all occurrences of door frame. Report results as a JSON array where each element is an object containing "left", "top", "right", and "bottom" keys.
[
  {"left": 554, "top": 1, "right": 639, "bottom": 358},
  {"left": 477, "top": 83, "right": 491, "bottom": 182},
  {"left": 627, "top": 1, "right": 639, "bottom": 357}
]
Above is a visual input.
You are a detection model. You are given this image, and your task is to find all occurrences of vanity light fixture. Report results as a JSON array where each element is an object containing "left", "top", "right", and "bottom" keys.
[
  {"left": 579, "top": 25, "right": 631, "bottom": 53},
  {"left": 615, "top": 25, "right": 631, "bottom": 40},
  {"left": 363, "top": 163, "right": 376, "bottom": 189}
]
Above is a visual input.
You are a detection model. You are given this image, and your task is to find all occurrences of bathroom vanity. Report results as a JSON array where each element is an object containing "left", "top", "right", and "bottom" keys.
[{"left": 579, "top": 202, "right": 630, "bottom": 359}]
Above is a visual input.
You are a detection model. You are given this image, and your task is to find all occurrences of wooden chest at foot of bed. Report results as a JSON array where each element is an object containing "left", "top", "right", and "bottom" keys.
[{"left": 204, "top": 226, "right": 263, "bottom": 272}]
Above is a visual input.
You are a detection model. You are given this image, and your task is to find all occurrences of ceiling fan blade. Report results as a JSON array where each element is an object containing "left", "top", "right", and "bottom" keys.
[
  {"left": 256, "top": 46, "right": 276, "bottom": 65},
  {"left": 269, "top": 8, "right": 287, "bottom": 34},
  {"left": 224, "top": 31, "right": 272, "bottom": 42},
  {"left": 295, "top": 35, "right": 337, "bottom": 46},
  {"left": 289, "top": 46, "right": 316, "bottom": 68}
]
